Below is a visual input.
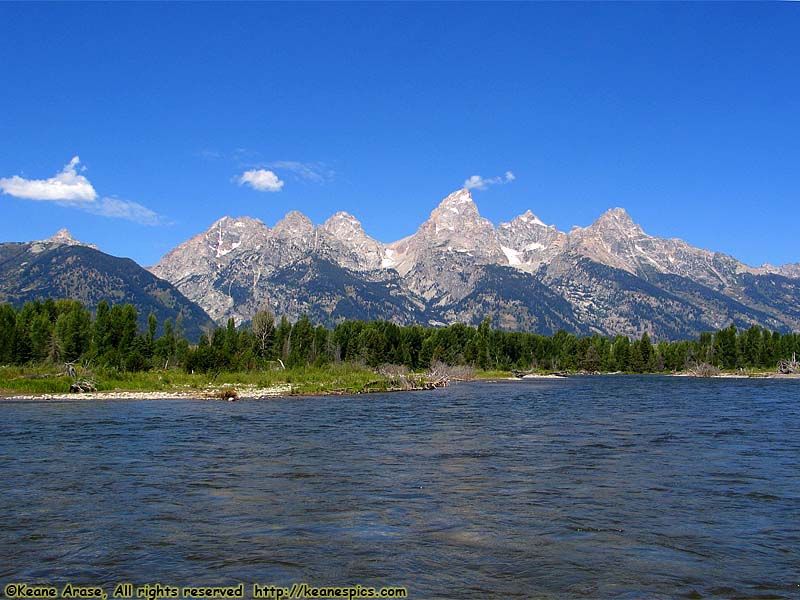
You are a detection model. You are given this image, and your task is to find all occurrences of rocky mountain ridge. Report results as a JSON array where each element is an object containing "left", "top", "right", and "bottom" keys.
[
  {"left": 0, "top": 234, "right": 214, "bottom": 340},
  {"left": 148, "top": 188, "right": 799, "bottom": 338},
  {"left": 3, "top": 190, "right": 795, "bottom": 340}
]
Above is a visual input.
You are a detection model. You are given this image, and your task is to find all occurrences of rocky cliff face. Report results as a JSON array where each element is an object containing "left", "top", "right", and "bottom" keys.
[
  {"left": 149, "top": 189, "right": 800, "bottom": 338},
  {"left": 384, "top": 189, "right": 508, "bottom": 306},
  {"left": 150, "top": 216, "right": 269, "bottom": 323},
  {"left": 564, "top": 207, "right": 759, "bottom": 290},
  {"left": 764, "top": 262, "right": 800, "bottom": 280},
  {"left": 317, "top": 212, "right": 387, "bottom": 272},
  {"left": 497, "top": 210, "right": 567, "bottom": 272}
]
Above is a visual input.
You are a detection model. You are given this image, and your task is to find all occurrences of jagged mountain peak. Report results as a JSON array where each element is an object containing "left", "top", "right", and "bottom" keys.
[
  {"left": 318, "top": 211, "right": 386, "bottom": 272},
  {"left": 594, "top": 207, "right": 638, "bottom": 229},
  {"left": 210, "top": 215, "right": 266, "bottom": 229},
  {"left": 383, "top": 188, "right": 507, "bottom": 295},
  {"left": 566, "top": 208, "right": 655, "bottom": 274},
  {"left": 433, "top": 188, "right": 480, "bottom": 217},
  {"left": 39, "top": 228, "right": 99, "bottom": 251},
  {"left": 566, "top": 206, "right": 764, "bottom": 289},
  {"left": 762, "top": 262, "right": 800, "bottom": 280},
  {"left": 47, "top": 228, "right": 81, "bottom": 244},
  {"left": 48, "top": 228, "right": 77, "bottom": 243},
  {"left": 321, "top": 211, "right": 363, "bottom": 231},
  {"left": 272, "top": 210, "right": 314, "bottom": 237},
  {"left": 148, "top": 187, "right": 800, "bottom": 336},
  {"left": 580, "top": 207, "right": 646, "bottom": 244},
  {"left": 149, "top": 214, "right": 269, "bottom": 290},
  {"left": 502, "top": 209, "right": 550, "bottom": 230},
  {"left": 605, "top": 206, "right": 631, "bottom": 217},
  {"left": 440, "top": 187, "right": 474, "bottom": 204},
  {"left": 421, "top": 188, "right": 492, "bottom": 234},
  {"left": 203, "top": 215, "right": 268, "bottom": 258},
  {"left": 497, "top": 210, "right": 567, "bottom": 272},
  {"left": 319, "top": 211, "right": 376, "bottom": 245},
  {"left": 413, "top": 188, "right": 499, "bottom": 248},
  {"left": 517, "top": 210, "right": 547, "bottom": 227}
]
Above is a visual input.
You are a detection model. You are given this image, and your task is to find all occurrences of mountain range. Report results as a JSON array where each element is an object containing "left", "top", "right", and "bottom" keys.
[
  {"left": 2, "top": 190, "right": 797, "bottom": 340},
  {"left": 146, "top": 189, "right": 800, "bottom": 339}
]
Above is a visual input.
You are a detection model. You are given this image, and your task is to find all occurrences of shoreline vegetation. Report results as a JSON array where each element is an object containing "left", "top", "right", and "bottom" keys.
[
  {"left": 0, "top": 363, "right": 455, "bottom": 401},
  {"left": 1, "top": 298, "right": 799, "bottom": 401},
  {"left": 1, "top": 364, "right": 797, "bottom": 402}
]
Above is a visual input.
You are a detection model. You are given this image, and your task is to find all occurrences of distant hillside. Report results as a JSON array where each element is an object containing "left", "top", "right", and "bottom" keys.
[{"left": 0, "top": 233, "right": 213, "bottom": 341}]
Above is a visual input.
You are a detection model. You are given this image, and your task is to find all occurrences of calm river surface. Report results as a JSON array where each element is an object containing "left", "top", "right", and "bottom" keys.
[{"left": 1, "top": 376, "right": 799, "bottom": 599}]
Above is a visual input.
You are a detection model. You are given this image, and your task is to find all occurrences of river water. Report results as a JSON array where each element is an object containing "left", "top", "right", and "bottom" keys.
[{"left": 1, "top": 376, "right": 798, "bottom": 599}]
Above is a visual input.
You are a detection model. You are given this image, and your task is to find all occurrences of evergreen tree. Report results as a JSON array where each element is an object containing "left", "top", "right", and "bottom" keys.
[
  {"left": 0, "top": 304, "right": 17, "bottom": 364},
  {"left": 313, "top": 325, "right": 330, "bottom": 366},
  {"left": 741, "top": 326, "right": 762, "bottom": 367},
  {"left": 154, "top": 318, "right": 177, "bottom": 368},
  {"left": 147, "top": 313, "right": 158, "bottom": 345},
  {"left": 54, "top": 302, "right": 91, "bottom": 362},
  {"left": 92, "top": 300, "right": 112, "bottom": 360},
  {"left": 611, "top": 336, "right": 631, "bottom": 371},
  {"left": 288, "top": 316, "right": 315, "bottom": 367},
  {"left": 639, "top": 332, "right": 655, "bottom": 372},
  {"left": 29, "top": 312, "right": 54, "bottom": 361},
  {"left": 713, "top": 323, "right": 739, "bottom": 369}
]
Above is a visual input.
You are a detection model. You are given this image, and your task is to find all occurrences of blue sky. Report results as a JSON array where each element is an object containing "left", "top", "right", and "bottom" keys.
[{"left": 1, "top": 2, "right": 798, "bottom": 267}]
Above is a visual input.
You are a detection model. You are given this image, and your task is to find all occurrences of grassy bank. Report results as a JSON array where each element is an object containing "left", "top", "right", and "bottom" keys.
[
  {"left": 0, "top": 364, "right": 400, "bottom": 397},
  {"left": 6, "top": 364, "right": 791, "bottom": 399}
]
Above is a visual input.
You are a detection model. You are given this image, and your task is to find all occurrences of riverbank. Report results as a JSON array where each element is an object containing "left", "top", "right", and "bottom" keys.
[
  {"left": 0, "top": 380, "right": 456, "bottom": 401},
  {"left": 0, "top": 384, "right": 294, "bottom": 401},
  {"left": 671, "top": 371, "right": 800, "bottom": 379},
  {"left": 504, "top": 370, "right": 800, "bottom": 380},
  {"left": 0, "top": 362, "right": 464, "bottom": 401},
  {"left": 3, "top": 366, "right": 797, "bottom": 402}
]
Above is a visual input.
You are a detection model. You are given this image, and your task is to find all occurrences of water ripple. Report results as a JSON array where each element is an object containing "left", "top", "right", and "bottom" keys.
[{"left": 1, "top": 376, "right": 798, "bottom": 599}]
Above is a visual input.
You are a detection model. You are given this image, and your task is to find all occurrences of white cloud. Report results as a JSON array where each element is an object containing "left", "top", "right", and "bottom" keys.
[
  {"left": 0, "top": 157, "right": 167, "bottom": 225},
  {"left": 464, "top": 175, "right": 491, "bottom": 190},
  {"left": 85, "top": 197, "right": 167, "bottom": 226},
  {"left": 198, "top": 149, "right": 223, "bottom": 160},
  {"left": 238, "top": 169, "right": 284, "bottom": 192},
  {"left": 266, "top": 160, "right": 333, "bottom": 183},
  {"left": 203, "top": 152, "right": 333, "bottom": 184},
  {"left": 464, "top": 170, "right": 516, "bottom": 191},
  {"left": 0, "top": 156, "right": 97, "bottom": 202}
]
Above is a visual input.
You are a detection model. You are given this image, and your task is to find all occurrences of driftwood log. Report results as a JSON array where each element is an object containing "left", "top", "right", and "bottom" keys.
[
  {"left": 66, "top": 362, "right": 97, "bottom": 393},
  {"left": 70, "top": 380, "right": 97, "bottom": 393},
  {"left": 778, "top": 353, "right": 799, "bottom": 375},
  {"left": 687, "top": 362, "right": 721, "bottom": 378}
]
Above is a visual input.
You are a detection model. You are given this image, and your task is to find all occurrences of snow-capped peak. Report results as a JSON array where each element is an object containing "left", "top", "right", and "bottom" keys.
[
  {"left": 436, "top": 188, "right": 477, "bottom": 214},
  {"left": 210, "top": 215, "right": 267, "bottom": 231},
  {"left": 516, "top": 210, "right": 547, "bottom": 227}
]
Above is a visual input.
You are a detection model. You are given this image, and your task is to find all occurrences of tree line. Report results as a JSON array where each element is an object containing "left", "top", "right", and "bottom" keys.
[{"left": 1, "top": 300, "right": 799, "bottom": 373}]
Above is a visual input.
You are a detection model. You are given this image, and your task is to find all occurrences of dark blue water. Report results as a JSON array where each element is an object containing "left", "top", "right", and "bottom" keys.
[{"left": 1, "top": 376, "right": 799, "bottom": 599}]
